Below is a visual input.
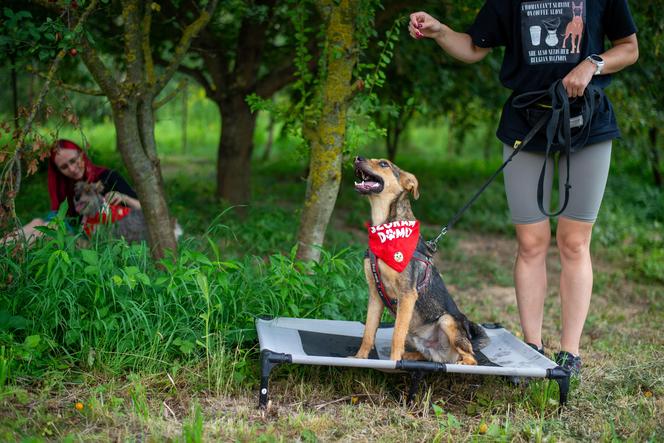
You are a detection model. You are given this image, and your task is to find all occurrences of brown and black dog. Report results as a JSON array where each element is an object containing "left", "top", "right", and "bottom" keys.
[
  {"left": 74, "top": 181, "right": 149, "bottom": 243},
  {"left": 353, "top": 156, "right": 489, "bottom": 364}
]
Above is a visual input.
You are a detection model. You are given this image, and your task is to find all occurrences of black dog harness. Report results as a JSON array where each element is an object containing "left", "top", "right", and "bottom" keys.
[{"left": 366, "top": 247, "right": 433, "bottom": 315}]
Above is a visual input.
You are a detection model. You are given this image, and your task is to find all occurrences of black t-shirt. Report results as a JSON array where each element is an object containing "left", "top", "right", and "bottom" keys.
[
  {"left": 467, "top": 0, "right": 637, "bottom": 150},
  {"left": 97, "top": 170, "right": 138, "bottom": 199}
]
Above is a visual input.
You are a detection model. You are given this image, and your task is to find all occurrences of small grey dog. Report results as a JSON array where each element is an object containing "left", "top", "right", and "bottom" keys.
[{"left": 74, "top": 181, "right": 149, "bottom": 243}]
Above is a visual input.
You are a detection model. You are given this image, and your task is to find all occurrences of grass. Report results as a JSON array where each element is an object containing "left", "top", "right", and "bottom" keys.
[{"left": 1, "top": 101, "right": 663, "bottom": 440}]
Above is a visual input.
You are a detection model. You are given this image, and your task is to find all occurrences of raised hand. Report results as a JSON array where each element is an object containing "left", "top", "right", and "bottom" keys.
[{"left": 409, "top": 11, "right": 443, "bottom": 40}]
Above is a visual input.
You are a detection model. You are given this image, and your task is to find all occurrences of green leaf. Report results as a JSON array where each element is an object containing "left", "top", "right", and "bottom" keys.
[
  {"left": 136, "top": 273, "right": 151, "bottom": 286},
  {"left": 123, "top": 266, "right": 140, "bottom": 276},
  {"left": 59, "top": 251, "right": 71, "bottom": 265},
  {"left": 81, "top": 249, "right": 99, "bottom": 266},
  {"left": 195, "top": 273, "right": 209, "bottom": 299},
  {"left": 174, "top": 338, "right": 195, "bottom": 354},
  {"left": 24, "top": 335, "right": 41, "bottom": 349}
]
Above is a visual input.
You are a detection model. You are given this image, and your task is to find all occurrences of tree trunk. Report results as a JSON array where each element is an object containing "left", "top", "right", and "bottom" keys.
[
  {"left": 262, "top": 112, "right": 275, "bottom": 161},
  {"left": 216, "top": 96, "right": 258, "bottom": 207},
  {"left": 112, "top": 100, "right": 177, "bottom": 257},
  {"left": 38, "top": 0, "right": 216, "bottom": 260},
  {"left": 385, "top": 108, "right": 411, "bottom": 161},
  {"left": 446, "top": 112, "right": 455, "bottom": 157},
  {"left": 295, "top": 0, "right": 358, "bottom": 262},
  {"left": 181, "top": 83, "right": 188, "bottom": 153},
  {"left": 649, "top": 127, "right": 662, "bottom": 188}
]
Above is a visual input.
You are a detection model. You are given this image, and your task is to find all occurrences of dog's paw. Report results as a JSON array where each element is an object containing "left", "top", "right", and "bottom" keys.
[
  {"left": 401, "top": 351, "right": 426, "bottom": 361},
  {"left": 458, "top": 355, "right": 478, "bottom": 365},
  {"left": 352, "top": 350, "right": 369, "bottom": 359}
]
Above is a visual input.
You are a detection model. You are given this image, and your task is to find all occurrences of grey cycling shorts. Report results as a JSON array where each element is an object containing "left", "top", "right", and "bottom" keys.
[{"left": 502, "top": 140, "right": 612, "bottom": 224}]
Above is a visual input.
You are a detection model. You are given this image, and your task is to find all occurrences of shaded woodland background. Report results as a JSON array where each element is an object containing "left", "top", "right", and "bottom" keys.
[{"left": 0, "top": 1, "right": 662, "bottom": 441}]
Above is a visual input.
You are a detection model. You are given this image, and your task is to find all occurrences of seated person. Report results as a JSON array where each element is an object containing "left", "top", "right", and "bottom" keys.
[{"left": 2, "top": 139, "right": 140, "bottom": 245}]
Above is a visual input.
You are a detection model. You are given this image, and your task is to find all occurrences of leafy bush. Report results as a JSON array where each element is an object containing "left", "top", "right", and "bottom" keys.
[
  {"left": 0, "top": 218, "right": 367, "bottom": 380},
  {"left": 594, "top": 174, "right": 664, "bottom": 283}
]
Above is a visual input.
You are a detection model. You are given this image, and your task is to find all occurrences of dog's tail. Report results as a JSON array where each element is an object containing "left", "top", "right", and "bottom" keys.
[{"left": 467, "top": 321, "right": 490, "bottom": 351}]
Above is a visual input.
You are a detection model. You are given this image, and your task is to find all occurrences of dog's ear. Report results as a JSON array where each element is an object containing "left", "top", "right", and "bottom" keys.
[
  {"left": 74, "top": 181, "right": 86, "bottom": 193},
  {"left": 400, "top": 171, "right": 419, "bottom": 200},
  {"left": 94, "top": 181, "right": 104, "bottom": 193}
]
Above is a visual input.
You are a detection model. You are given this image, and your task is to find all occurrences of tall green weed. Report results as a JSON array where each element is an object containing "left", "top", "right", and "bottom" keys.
[{"left": 0, "top": 216, "right": 367, "bottom": 381}]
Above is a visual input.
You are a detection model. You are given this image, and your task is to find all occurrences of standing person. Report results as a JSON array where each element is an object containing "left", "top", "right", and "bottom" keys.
[
  {"left": 1, "top": 139, "right": 140, "bottom": 244},
  {"left": 408, "top": 2, "right": 638, "bottom": 376}
]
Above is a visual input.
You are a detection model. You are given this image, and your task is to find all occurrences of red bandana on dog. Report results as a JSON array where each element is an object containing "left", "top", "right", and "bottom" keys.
[
  {"left": 83, "top": 205, "right": 132, "bottom": 237},
  {"left": 367, "top": 220, "right": 420, "bottom": 272}
]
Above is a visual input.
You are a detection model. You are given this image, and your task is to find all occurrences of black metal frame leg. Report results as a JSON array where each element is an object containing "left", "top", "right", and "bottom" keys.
[{"left": 259, "top": 350, "right": 292, "bottom": 409}]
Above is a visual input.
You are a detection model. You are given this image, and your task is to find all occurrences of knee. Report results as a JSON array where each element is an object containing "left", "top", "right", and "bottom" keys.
[
  {"left": 517, "top": 230, "right": 550, "bottom": 261},
  {"left": 557, "top": 231, "right": 590, "bottom": 260}
]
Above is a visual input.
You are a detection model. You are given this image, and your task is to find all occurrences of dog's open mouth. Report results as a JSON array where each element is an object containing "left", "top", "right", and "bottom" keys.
[{"left": 354, "top": 165, "right": 384, "bottom": 194}]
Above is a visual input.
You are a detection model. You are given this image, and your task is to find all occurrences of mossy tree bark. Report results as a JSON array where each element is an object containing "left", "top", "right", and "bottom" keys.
[{"left": 295, "top": 0, "right": 359, "bottom": 262}]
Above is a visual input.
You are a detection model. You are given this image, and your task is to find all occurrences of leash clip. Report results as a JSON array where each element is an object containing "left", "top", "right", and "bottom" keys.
[{"left": 426, "top": 226, "right": 448, "bottom": 254}]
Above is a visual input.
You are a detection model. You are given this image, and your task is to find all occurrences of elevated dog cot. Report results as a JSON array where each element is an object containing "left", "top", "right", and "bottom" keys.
[{"left": 256, "top": 317, "right": 571, "bottom": 408}]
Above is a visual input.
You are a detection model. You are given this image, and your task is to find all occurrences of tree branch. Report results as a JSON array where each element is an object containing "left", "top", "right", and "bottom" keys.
[
  {"left": 255, "top": 63, "right": 296, "bottom": 98},
  {"left": 153, "top": 79, "right": 188, "bottom": 110},
  {"left": 374, "top": 1, "right": 411, "bottom": 28},
  {"left": 195, "top": 27, "right": 229, "bottom": 95},
  {"left": 121, "top": 0, "right": 144, "bottom": 85},
  {"left": 2, "top": 0, "right": 99, "bottom": 218},
  {"left": 79, "top": 37, "right": 122, "bottom": 100},
  {"left": 142, "top": 1, "right": 156, "bottom": 86},
  {"left": 153, "top": 0, "right": 219, "bottom": 95},
  {"left": 30, "top": 69, "right": 105, "bottom": 96},
  {"left": 176, "top": 64, "right": 214, "bottom": 98}
]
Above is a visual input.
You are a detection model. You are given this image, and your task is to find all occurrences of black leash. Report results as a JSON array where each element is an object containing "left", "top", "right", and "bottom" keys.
[{"left": 426, "top": 80, "right": 601, "bottom": 254}]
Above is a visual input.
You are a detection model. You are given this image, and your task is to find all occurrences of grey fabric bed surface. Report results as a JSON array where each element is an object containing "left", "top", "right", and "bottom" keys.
[{"left": 257, "top": 317, "right": 556, "bottom": 377}]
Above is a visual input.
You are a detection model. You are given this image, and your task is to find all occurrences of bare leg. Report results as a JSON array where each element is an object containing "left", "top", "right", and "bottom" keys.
[
  {"left": 514, "top": 220, "right": 551, "bottom": 348},
  {"left": 1, "top": 218, "right": 47, "bottom": 245},
  {"left": 556, "top": 217, "right": 594, "bottom": 355}
]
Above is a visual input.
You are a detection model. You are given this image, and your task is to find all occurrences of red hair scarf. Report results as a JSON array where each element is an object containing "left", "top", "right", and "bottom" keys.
[{"left": 47, "top": 139, "right": 107, "bottom": 217}]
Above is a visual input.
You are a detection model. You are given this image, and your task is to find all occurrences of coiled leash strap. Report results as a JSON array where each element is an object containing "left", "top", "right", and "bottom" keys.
[
  {"left": 426, "top": 80, "right": 602, "bottom": 254},
  {"left": 512, "top": 80, "right": 600, "bottom": 217}
]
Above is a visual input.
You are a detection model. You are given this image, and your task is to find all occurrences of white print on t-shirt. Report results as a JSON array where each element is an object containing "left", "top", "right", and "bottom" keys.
[
  {"left": 521, "top": 1, "right": 586, "bottom": 65},
  {"left": 562, "top": 2, "right": 584, "bottom": 53}
]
